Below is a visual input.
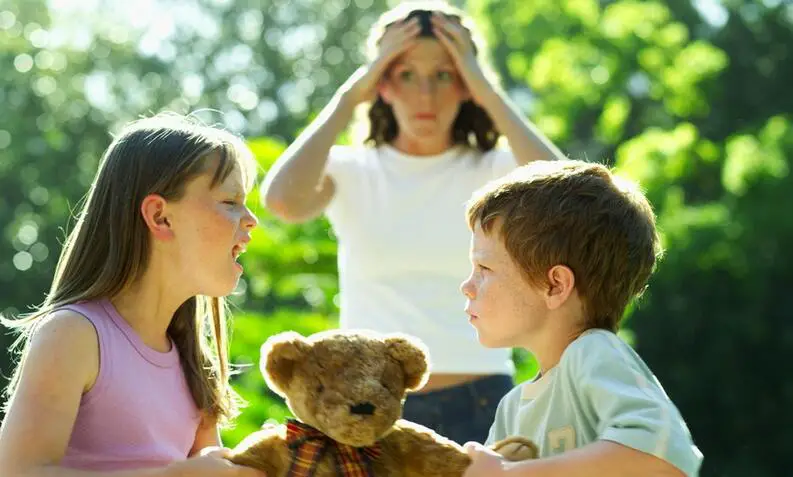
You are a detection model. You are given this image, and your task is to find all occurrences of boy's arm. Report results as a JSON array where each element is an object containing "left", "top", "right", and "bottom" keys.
[
  {"left": 465, "top": 336, "right": 702, "bottom": 477},
  {"left": 463, "top": 440, "right": 684, "bottom": 477},
  {"left": 570, "top": 340, "right": 702, "bottom": 476}
]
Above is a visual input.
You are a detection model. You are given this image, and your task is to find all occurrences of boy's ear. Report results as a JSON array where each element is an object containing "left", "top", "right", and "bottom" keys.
[
  {"left": 546, "top": 265, "right": 575, "bottom": 310},
  {"left": 385, "top": 335, "right": 429, "bottom": 391},
  {"left": 141, "top": 194, "right": 173, "bottom": 241},
  {"left": 261, "top": 332, "right": 311, "bottom": 397}
]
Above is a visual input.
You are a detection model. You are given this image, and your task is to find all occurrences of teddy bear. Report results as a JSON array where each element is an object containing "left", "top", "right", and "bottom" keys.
[{"left": 228, "top": 329, "right": 538, "bottom": 476}]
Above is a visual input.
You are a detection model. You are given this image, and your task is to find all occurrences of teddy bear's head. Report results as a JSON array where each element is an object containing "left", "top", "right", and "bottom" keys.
[{"left": 260, "top": 329, "right": 429, "bottom": 448}]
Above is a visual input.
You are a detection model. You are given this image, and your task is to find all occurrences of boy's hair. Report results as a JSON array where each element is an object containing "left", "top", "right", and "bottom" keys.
[
  {"left": 352, "top": 1, "right": 502, "bottom": 152},
  {"left": 466, "top": 160, "right": 661, "bottom": 331},
  {"left": 1, "top": 112, "right": 257, "bottom": 425}
]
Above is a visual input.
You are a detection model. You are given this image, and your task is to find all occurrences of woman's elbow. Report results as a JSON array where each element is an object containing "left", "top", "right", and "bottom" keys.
[{"left": 262, "top": 190, "right": 317, "bottom": 224}]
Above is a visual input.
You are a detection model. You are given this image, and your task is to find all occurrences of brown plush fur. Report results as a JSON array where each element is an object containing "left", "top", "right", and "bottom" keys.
[{"left": 229, "top": 329, "right": 538, "bottom": 476}]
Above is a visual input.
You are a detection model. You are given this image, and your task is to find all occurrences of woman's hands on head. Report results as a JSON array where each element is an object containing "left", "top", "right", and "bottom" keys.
[
  {"left": 340, "top": 17, "right": 422, "bottom": 105},
  {"left": 340, "top": 12, "right": 497, "bottom": 108},
  {"left": 430, "top": 13, "right": 495, "bottom": 105}
]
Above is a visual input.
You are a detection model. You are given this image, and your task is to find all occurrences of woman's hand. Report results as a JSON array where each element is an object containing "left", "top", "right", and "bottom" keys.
[
  {"left": 167, "top": 447, "right": 267, "bottom": 477},
  {"left": 431, "top": 13, "right": 495, "bottom": 105},
  {"left": 340, "top": 18, "right": 422, "bottom": 105}
]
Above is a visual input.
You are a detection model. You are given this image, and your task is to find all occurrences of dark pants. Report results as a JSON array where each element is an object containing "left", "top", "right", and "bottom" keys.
[{"left": 401, "top": 375, "right": 513, "bottom": 445}]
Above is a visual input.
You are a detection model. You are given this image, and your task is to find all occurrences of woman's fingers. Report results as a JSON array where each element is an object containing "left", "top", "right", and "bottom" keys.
[
  {"left": 431, "top": 14, "right": 472, "bottom": 54},
  {"left": 380, "top": 20, "right": 421, "bottom": 55}
]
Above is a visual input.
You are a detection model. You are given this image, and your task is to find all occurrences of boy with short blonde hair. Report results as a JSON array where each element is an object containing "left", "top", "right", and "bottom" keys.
[{"left": 460, "top": 160, "right": 702, "bottom": 476}]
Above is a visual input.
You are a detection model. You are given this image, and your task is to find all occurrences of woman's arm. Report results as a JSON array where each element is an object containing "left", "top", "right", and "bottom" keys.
[
  {"left": 475, "top": 87, "right": 567, "bottom": 166},
  {"left": 260, "top": 91, "right": 355, "bottom": 223},
  {"left": 262, "top": 18, "right": 423, "bottom": 223}
]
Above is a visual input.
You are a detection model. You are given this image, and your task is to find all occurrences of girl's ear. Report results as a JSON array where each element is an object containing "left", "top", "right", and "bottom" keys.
[{"left": 141, "top": 194, "right": 174, "bottom": 241}]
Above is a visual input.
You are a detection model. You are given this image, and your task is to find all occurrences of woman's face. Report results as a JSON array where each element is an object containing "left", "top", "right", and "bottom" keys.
[{"left": 379, "top": 38, "right": 469, "bottom": 145}]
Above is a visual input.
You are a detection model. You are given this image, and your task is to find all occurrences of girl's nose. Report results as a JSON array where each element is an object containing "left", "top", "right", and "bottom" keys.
[{"left": 243, "top": 207, "right": 259, "bottom": 230}]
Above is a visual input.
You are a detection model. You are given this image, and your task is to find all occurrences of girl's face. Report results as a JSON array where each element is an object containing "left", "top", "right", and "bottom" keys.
[
  {"left": 379, "top": 38, "right": 469, "bottom": 147},
  {"left": 166, "top": 152, "right": 258, "bottom": 297}
]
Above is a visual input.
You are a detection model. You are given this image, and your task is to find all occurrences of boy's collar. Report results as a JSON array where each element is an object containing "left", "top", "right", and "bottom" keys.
[{"left": 520, "top": 367, "right": 556, "bottom": 400}]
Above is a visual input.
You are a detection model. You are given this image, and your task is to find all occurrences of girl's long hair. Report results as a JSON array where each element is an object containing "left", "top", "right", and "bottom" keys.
[{"left": 2, "top": 113, "right": 257, "bottom": 425}]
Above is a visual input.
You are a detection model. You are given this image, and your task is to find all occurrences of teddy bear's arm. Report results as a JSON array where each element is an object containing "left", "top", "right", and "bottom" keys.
[
  {"left": 228, "top": 424, "right": 291, "bottom": 477},
  {"left": 490, "top": 436, "right": 539, "bottom": 461},
  {"left": 377, "top": 420, "right": 472, "bottom": 477}
]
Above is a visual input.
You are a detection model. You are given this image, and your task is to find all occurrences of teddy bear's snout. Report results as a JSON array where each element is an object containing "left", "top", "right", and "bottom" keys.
[{"left": 349, "top": 401, "right": 376, "bottom": 416}]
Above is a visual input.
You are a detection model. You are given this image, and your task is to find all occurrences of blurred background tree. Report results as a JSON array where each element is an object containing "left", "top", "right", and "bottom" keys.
[{"left": 1, "top": 0, "right": 790, "bottom": 475}]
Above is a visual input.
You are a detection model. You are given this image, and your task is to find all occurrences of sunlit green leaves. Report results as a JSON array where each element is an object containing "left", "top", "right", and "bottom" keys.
[{"left": 723, "top": 116, "right": 790, "bottom": 196}]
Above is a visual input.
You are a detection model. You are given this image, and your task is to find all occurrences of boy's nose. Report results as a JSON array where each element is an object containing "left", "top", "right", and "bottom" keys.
[{"left": 460, "top": 277, "right": 475, "bottom": 299}]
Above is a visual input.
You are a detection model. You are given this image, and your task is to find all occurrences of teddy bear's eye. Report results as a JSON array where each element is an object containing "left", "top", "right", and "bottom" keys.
[{"left": 317, "top": 383, "right": 325, "bottom": 393}]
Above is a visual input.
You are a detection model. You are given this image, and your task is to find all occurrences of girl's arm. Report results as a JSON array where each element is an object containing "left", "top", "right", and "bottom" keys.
[
  {"left": 0, "top": 310, "right": 109, "bottom": 477},
  {"left": 189, "top": 415, "right": 222, "bottom": 456},
  {"left": 0, "top": 311, "right": 262, "bottom": 477}
]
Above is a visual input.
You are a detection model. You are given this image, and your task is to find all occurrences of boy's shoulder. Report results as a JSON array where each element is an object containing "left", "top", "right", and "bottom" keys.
[
  {"left": 559, "top": 328, "right": 646, "bottom": 378},
  {"left": 564, "top": 327, "right": 625, "bottom": 357}
]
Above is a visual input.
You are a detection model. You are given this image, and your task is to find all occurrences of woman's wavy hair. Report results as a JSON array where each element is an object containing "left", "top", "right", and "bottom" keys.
[{"left": 357, "top": 1, "right": 503, "bottom": 152}]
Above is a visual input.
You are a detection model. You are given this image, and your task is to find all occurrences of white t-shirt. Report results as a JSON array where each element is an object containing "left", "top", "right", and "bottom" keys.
[
  {"left": 324, "top": 143, "right": 517, "bottom": 375},
  {"left": 486, "top": 330, "right": 703, "bottom": 476}
]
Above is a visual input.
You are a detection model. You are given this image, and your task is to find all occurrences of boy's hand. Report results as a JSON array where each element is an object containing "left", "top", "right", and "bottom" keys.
[{"left": 462, "top": 442, "right": 507, "bottom": 477}]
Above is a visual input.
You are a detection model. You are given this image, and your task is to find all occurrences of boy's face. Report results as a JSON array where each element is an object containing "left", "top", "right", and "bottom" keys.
[{"left": 461, "top": 220, "right": 549, "bottom": 349}]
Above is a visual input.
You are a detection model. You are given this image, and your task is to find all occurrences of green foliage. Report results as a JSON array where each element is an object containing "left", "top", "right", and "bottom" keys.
[{"left": 1, "top": 0, "right": 792, "bottom": 475}]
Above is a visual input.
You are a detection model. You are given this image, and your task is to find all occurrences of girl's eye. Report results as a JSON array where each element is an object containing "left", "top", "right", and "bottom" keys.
[{"left": 223, "top": 200, "right": 241, "bottom": 206}]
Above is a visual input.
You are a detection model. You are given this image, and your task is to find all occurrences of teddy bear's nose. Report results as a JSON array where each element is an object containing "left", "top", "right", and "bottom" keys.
[{"left": 350, "top": 402, "right": 376, "bottom": 416}]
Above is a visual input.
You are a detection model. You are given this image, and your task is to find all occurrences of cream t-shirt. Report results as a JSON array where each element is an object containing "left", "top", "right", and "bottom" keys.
[{"left": 324, "top": 143, "right": 517, "bottom": 374}]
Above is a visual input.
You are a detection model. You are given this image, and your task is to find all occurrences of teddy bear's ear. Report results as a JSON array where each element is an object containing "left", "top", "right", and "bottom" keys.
[
  {"left": 385, "top": 335, "right": 429, "bottom": 391},
  {"left": 260, "top": 332, "right": 311, "bottom": 396}
]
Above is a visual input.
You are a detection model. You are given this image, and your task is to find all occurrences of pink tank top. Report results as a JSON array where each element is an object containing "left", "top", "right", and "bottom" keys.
[{"left": 59, "top": 299, "right": 201, "bottom": 470}]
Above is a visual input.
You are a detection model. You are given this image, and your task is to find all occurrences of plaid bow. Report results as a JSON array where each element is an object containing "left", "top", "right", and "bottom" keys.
[{"left": 285, "top": 419, "right": 382, "bottom": 477}]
